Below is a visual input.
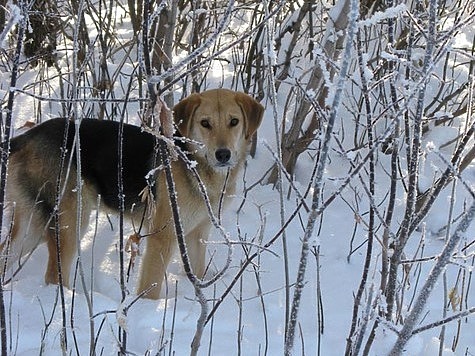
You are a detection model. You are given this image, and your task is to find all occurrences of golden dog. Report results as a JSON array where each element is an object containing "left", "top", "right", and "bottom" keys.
[{"left": 1, "top": 89, "right": 264, "bottom": 299}]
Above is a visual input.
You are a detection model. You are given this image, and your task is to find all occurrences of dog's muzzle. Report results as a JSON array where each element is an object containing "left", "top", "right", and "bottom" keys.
[{"left": 215, "top": 148, "right": 231, "bottom": 165}]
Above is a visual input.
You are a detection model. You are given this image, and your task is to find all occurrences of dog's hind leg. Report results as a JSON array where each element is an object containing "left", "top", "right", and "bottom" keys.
[
  {"left": 1, "top": 190, "right": 46, "bottom": 278},
  {"left": 45, "top": 223, "right": 77, "bottom": 288},
  {"left": 44, "top": 194, "right": 92, "bottom": 288}
]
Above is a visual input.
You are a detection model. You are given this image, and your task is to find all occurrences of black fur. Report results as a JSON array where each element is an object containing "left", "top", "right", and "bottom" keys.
[{"left": 10, "top": 118, "right": 158, "bottom": 210}]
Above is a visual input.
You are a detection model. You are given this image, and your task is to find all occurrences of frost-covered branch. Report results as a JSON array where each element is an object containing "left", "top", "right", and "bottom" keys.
[
  {"left": 284, "top": 0, "right": 359, "bottom": 354},
  {"left": 385, "top": 0, "right": 439, "bottom": 322},
  {"left": 345, "top": 26, "right": 376, "bottom": 356},
  {"left": 389, "top": 199, "right": 475, "bottom": 355},
  {"left": 0, "top": 3, "right": 22, "bottom": 49},
  {"left": 160, "top": 2, "right": 286, "bottom": 95},
  {"left": 411, "top": 306, "right": 475, "bottom": 335},
  {"left": 206, "top": 175, "right": 315, "bottom": 325},
  {"left": 155, "top": 138, "right": 209, "bottom": 356},
  {"left": 261, "top": 0, "right": 292, "bottom": 342},
  {"left": 0, "top": 1, "right": 27, "bottom": 354},
  {"left": 410, "top": 120, "right": 475, "bottom": 233},
  {"left": 272, "top": 0, "right": 351, "bottom": 182},
  {"left": 149, "top": 0, "right": 235, "bottom": 86}
]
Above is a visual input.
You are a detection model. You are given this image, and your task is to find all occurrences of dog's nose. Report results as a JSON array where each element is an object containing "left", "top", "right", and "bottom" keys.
[{"left": 215, "top": 148, "right": 231, "bottom": 164}]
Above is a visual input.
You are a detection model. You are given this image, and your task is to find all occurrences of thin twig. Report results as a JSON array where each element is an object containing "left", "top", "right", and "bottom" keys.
[{"left": 285, "top": 0, "right": 359, "bottom": 353}]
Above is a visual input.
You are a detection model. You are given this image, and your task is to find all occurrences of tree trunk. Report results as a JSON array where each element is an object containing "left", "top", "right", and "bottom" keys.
[
  {"left": 268, "top": 0, "right": 382, "bottom": 184},
  {"left": 268, "top": 0, "right": 351, "bottom": 183}
]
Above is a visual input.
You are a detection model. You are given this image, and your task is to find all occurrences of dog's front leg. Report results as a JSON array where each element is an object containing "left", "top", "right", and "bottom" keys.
[
  {"left": 137, "top": 227, "right": 175, "bottom": 299},
  {"left": 185, "top": 220, "right": 211, "bottom": 279}
]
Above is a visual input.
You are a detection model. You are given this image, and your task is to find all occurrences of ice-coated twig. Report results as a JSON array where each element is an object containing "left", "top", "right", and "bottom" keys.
[
  {"left": 262, "top": 0, "right": 292, "bottom": 340},
  {"left": 411, "top": 306, "right": 475, "bottom": 335},
  {"left": 389, "top": 199, "right": 475, "bottom": 355},
  {"left": 345, "top": 26, "right": 377, "bottom": 356},
  {"left": 142, "top": 123, "right": 233, "bottom": 289},
  {"left": 149, "top": 0, "right": 235, "bottom": 85},
  {"left": 0, "top": 1, "right": 28, "bottom": 353},
  {"left": 385, "top": 0, "right": 439, "bottom": 321},
  {"left": 0, "top": 3, "right": 22, "bottom": 49},
  {"left": 284, "top": 0, "right": 359, "bottom": 354}
]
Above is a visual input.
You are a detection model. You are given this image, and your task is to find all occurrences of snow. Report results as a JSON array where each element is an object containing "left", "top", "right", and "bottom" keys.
[
  {"left": 0, "top": 3, "right": 23, "bottom": 49},
  {"left": 358, "top": 4, "right": 408, "bottom": 28}
]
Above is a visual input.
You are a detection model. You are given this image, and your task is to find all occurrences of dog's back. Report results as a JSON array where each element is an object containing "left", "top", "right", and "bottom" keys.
[{"left": 10, "top": 119, "right": 157, "bottom": 210}]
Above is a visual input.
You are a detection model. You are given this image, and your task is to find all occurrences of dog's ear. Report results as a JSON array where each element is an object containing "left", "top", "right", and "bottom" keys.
[
  {"left": 173, "top": 93, "right": 201, "bottom": 136},
  {"left": 235, "top": 92, "right": 264, "bottom": 139}
]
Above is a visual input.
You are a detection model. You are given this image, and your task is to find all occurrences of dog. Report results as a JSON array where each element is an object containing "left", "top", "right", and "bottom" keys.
[{"left": 1, "top": 89, "right": 264, "bottom": 299}]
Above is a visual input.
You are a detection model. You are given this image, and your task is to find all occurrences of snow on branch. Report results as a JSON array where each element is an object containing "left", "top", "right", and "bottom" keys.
[
  {"left": 0, "top": 3, "right": 22, "bottom": 49},
  {"left": 358, "top": 4, "right": 407, "bottom": 28},
  {"left": 149, "top": 0, "right": 235, "bottom": 86},
  {"left": 284, "top": 0, "right": 360, "bottom": 354},
  {"left": 389, "top": 199, "right": 475, "bottom": 355}
]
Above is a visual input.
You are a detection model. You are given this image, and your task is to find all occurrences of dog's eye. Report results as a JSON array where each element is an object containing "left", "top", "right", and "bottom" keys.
[
  {"left": 230, "top": 118, "right": 239, "bottom": 127},
  {"left": 201, "top": 119, "right": 211, "bottom": 129}
]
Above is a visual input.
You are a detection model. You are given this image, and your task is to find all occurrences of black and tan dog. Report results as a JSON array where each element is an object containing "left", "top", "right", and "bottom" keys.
[{"left": 1, "top": 89, "right": 264, "bottom": 299}]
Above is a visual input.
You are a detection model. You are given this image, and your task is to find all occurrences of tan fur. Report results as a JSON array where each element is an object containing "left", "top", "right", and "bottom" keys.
[{"left": 1, "top": 89, "right": 264, "bottom": 299}]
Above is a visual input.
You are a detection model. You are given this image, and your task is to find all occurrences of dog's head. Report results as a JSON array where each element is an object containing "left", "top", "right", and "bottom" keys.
[{"left": 173, "top": 89, "right": 264, "bottom": 170}]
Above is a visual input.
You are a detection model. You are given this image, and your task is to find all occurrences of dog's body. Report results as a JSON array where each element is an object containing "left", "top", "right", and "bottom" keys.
[{"left": 1, "top": 89, "right": 264, "bottom": 299}]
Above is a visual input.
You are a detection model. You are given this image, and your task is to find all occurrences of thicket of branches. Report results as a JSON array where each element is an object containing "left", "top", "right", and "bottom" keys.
[{"left": 1, "top": 0, "right": 475, "bottom": 355}]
